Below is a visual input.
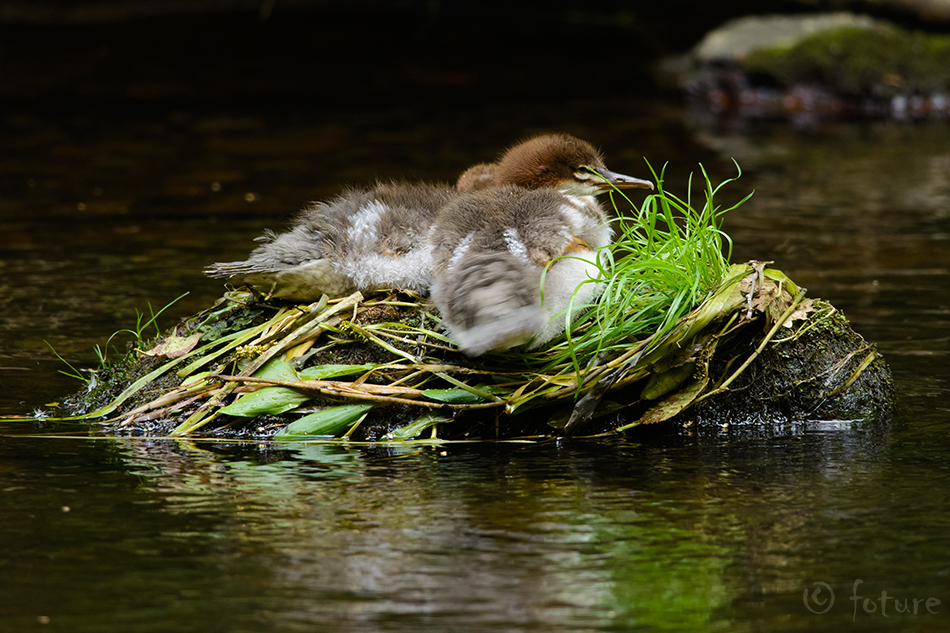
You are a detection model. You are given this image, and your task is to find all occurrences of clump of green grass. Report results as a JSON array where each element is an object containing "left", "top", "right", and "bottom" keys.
[
  {"left": 510, "top": 161, "right": 749, "bottom": 400},
  {"left": 45, "top": 292, "right": 190, "bottom": 384},
  {"left": 601, "top": 161, "right": 741, "bottom": 344}
]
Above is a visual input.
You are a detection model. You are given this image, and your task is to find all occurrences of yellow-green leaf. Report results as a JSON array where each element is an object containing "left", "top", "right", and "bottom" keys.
[
  {"left": 219, "top": 386, "right": 309, "bottom": 417},
  {"left": 641, "top": 362, "right": 696, "bottom": 400},
  {"left": 422, "top": 388, "right": 484, "bottom": 404},
  {"left": 299, "top": 364, "right": 376, "bottom": 380},
  {"left": 389, "top": 412, "right": 452, "bottom": 441},
  {"left": 274, "top": 403, "right": 374, "bottom": 438},
  {"left": 219, "top": 359, "right": 307, "bottom": 417}
]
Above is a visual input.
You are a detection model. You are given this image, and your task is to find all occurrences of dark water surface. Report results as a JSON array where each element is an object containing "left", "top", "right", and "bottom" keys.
[{"left": 2, "top": 96, "right": 949, "bottom": 631}]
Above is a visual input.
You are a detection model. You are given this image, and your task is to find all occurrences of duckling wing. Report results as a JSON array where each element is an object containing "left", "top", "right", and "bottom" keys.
[{"left": 428, "top": 187, "right": 608, "bottom": 354}]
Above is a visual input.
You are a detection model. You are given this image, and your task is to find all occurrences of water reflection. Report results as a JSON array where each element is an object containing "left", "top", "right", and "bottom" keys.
[
  {"left": 3, "top": 411, "right": 945, "bottom": 632},
  {"left": 26, "top": 423, "right": 895, "bottom": 632},
  {"left": 111, "top": 439, "right": 733, "bottom": 630}
]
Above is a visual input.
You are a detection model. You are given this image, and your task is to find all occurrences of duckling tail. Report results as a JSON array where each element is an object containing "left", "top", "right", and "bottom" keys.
[{"left": 431, "top": 251, "right": 543, "bottom": 356}]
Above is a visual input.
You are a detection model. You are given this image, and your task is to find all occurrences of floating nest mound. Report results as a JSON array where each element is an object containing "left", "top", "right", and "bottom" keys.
[
  {"left": 56, "top": 262, "right": 893, "bottom": 441},
  {"left": 55, "top": 263, "right": 893, "bottom": 441},
  {"left": 51, "top": 167, "right": 894, "bottom": 441}
]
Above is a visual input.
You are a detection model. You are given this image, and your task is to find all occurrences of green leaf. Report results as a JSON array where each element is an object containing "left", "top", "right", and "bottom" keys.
[
  {"left": 298, "top": 363, "right": 376, "bottom": 380},
  {"left": 421, "top": 388, "right": 485, "bottom": 403},
  {"left": 641, "top": 363, "right": 696, "bottom": 401},
  {"left": 255, "top": 359, "right": 299, "bottom": 381},
  {"left": 638, "top": 375, "right": 709, "bottom": 426},
  {"left": 180, "top": 370, "right": 212, "bottom": 388},
  {"left": 274, "top": 404, "right": 374, "bottom": 438},
  {"left": 219, "top": 359, "right": 308, "bottom": 417},
  {"left": 389, "top": 412, "right": 453, "bottom": 441},
  {"left": 218, "top": 386, "right": 309, "bottom": 417}
]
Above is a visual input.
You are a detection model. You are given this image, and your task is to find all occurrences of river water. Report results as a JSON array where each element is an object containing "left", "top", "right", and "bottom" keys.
[{"left": 2, "top": 37, "right": 950, "bottom": 633}]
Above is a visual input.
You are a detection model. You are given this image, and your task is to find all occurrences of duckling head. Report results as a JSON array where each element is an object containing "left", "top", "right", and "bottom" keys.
[{"left": 492, "top": 133, "right": 654, "bottom": 196}]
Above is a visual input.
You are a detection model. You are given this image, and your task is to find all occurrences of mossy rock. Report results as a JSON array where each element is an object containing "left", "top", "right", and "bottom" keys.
[
  {"left": 680, "top": 13, "right": 950, "bottom": 118},
  {"left": 744, "top": 24, "right": 950, "bottom": 97},
  {"left": 672, "top": 302, "right": 893, "bottom": 426}
]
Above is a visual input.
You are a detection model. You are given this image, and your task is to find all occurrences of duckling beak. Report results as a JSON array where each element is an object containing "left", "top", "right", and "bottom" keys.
[{"left": 592, "top": 168, "right": 654, "bottom": 191}]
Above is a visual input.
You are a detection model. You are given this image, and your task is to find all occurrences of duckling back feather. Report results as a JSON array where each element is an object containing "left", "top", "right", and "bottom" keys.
[{"left": 205, "top": 182, "right": 456, "bottom": 300}]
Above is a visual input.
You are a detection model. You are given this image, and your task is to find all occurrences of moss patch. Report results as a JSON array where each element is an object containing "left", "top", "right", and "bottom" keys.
[
  {"left": 745, "top": 25, "right": 950, "bottom": 96},
  {"left": 681, "top": 300, "right": 894, "bottom": 426}
]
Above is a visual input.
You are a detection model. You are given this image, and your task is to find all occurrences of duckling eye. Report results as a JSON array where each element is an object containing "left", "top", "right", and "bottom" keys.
[{"left": 573, "top": 170, "right": 593, "bottom": 181}]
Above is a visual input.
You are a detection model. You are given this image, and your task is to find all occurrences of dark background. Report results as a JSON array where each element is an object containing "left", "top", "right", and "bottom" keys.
[{"left": 4, "top": 0, "right": 941, "bottom": 109}]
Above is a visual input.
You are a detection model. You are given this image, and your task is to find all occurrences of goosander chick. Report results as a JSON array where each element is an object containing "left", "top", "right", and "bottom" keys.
[
  {"left": 206, "top": 182, "right": 456, "bottom": 301},
  {"left": 432, "top": 133, "right": 653, "bottom": 355}
]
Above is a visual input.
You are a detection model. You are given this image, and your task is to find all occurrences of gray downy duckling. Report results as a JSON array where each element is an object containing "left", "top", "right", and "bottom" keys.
[{"left": 432, "top": 134, "right": 654, "bottom": 355}]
